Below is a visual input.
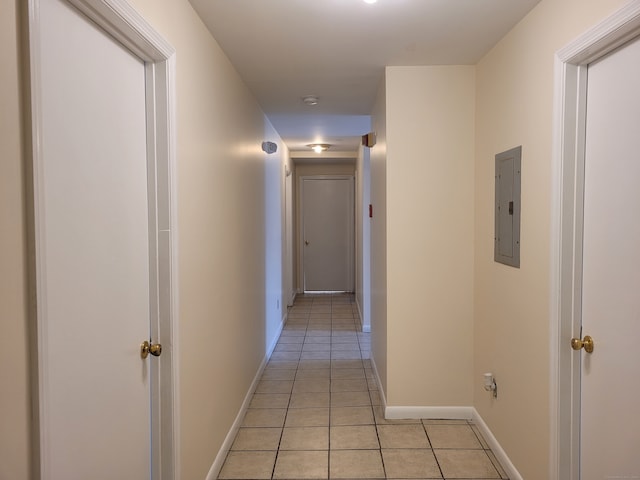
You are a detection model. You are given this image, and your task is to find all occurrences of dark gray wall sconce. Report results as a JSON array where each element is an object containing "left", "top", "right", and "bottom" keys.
[{"left": 262, "top": 141, "right": 277, "bottom": 154}]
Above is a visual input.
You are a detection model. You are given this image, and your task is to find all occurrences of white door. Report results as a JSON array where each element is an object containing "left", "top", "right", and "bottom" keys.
[
  {"left": 302, "top": 177, "right": 354, "bottom": 292},
  {"left": 579, "top": 34, "right": 640, "bottom": 479},
  {"left": 35, "top": 0, "right": 156, "bottom": 477}
]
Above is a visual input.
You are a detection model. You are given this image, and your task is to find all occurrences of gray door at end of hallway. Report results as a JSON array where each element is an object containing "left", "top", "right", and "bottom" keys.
[{"left": 301, "top": 176, "right": 355, "bottom": 292}]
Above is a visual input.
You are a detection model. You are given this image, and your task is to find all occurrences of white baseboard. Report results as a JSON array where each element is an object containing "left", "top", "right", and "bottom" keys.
[
  {"left": 204, "top": 320, "right": 284, "bottom": 480},
  {"left": 471, "top": 409, "right": 523, "bottom": 480},
  {"left": 385, "top": 405, "right": 473, "bottom": 420}
]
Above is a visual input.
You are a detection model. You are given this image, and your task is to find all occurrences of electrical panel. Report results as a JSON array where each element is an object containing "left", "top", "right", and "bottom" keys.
[{"left": 494, "top": 146, "right": 521, "bottom": 268}]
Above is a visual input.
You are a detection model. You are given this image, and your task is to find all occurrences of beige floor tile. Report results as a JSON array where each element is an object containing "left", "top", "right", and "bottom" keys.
[
  {"left": 425, "top": 424, "right": 482, "bottom": 449},
  {"left": 332, "top": 333, "right": 359, "bottom": 342},
  {"left": 242, "top": 408, "right": 287, "bottom": 427},
  {"left": 271, "top": 351, "right": 302, "bottom": 361},
  {"left": 304, "top": 336, "right": 331, "bottom": 344},
  {"left": 331, "top": 352, "right": 364, "bottom": 368},
  {"left": 369, "top": 391, "right": 382, "bottom": 406},
  {"left": 261, "top": 368, "right": 296, "bottom": 381},
  {"left": 298, "top": 359, "right": 332, "bottom": 369},
  {"left": 331, "top": 359, "right": 364, "bottom": 369},
  {"left": 329, "top": 450, "right": 385, "bottom": 479},
  {"left": 331, "top": 391, "right": 372, "bottom": 407},
  {"left": 285, "top": 325, "right": 308, "bottom": 330},
  {"left": 381, "top": 449, "right": 442, "bottom": 479},
  {"left": 296, "top": 368, "right": 331, "bottom": 380},
  {"left": 302, "top": 343, "right": 332, "bottom": 352},
  {"left": 275, "top": 342, "right": 303, "bottom": 351},
  {"left": 377, "top": 424, "right": 430, "bottom": 448},
  {"left": 267, "top": 360, "right": 299, "bottom": 370},
  {"left": 273, "top": 450, "right": 329, "bottom": 479},
  {"left": 306, "top": 330, "right": 331, "bottom": 337},
  {"left": 434, "top": 449, "right": 501, "bottom": 479},
  {"left": 293, "top": 378, "right": 330, "bottom": 393},
  {"left": 285, "top": 407, "right": 330, "bottom": 427},
  {"left": 280, "top": 426, "right": 329, "bottom": 450},
  {"left": 331, "top": 351, "right": 364, "bottom": 360},
  {"left": 218, "top": 451, "right": 276, "bottom": 479},
  {"left": 331, "top": 378, "right": 369, "bottom": 392},
  {"left": 330, "top": 425, "right": 380, "bottom": 449},
  {"left": 330, "top": 406, "right": 374, "bottom": 426},
  {"left": 277, "top": 335, "right": 305, "bottom": 344},
  {"left": 290, "top": 392, "right": 330, "bottom": 408},
  {"left": 301, "top": 351, "right": 332, "bottom": 360},
  {"left": 331, "top": 368, "right": 366, "bottom": 379},
  {"left": 231, "top": 427, "right": 282, "bottom": 451},
  {"left": 331, "top": 342, "right": 360, "bottom": 351},
  {"left": 250, "top": 393, "right": 291, "bottom": 409},
  {"left": 256, "top": 380, "right": 294, "bottom": 394}
]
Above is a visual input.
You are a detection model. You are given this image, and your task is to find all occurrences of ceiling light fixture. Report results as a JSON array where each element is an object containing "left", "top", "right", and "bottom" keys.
[
  {"left": 363, "top": 0, "right": 377, "bottom": 4},
  {"left": 307, "top": 143, "right": 331, "bottom": 153},
  {"left": 302, "top": 95, "right": 319, "bottom": 106}
]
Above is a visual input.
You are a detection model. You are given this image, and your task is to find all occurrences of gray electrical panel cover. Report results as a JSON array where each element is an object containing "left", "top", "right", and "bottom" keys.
[{"left": 494, "top": 146, "right": 521, "bottom": 268}]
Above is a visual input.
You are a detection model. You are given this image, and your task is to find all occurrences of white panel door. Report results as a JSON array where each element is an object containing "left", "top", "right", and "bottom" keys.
[
  {"left": 37, "top": 0, "right": 153, "bottom": 477},
  {"left": 302, "top": 177, "right": 354, "bottom": 292},
  {"left": 580, "top": 34, "right": 640, "bottom": 479}
]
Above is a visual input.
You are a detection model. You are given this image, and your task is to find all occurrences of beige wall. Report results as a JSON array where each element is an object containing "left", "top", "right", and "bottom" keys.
[
  {"left": 0, "top": 0, "right": 31, "bottom": 478},
  {"left": 473, "top": 0, "right": 627, "bottom": 477},
  {"left": 385, "top": 66, "right": 475, "bottom": 406}
]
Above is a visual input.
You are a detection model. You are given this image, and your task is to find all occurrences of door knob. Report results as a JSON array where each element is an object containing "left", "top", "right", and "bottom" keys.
[
  {"left": 305, "top": 240, "right": 309, "bottom": 245},
  {"left": 571, "top": 335, "right": 594, "bottom": 353},
  {"left": 140, "top": 340, "right": 162, "bottom": 359}
]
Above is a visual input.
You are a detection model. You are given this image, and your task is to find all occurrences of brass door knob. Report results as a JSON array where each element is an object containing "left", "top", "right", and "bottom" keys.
[
  {"left": 140, "top": 340, "right": 162, "bottom": 359},
  {"left": 571, "top": 335, "right": 594, "bottom": 353}
]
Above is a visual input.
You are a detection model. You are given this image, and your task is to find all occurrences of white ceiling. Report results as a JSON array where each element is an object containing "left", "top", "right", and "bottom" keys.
[{"left": 188, "top": 0, "right": 541, "bottom": 152}]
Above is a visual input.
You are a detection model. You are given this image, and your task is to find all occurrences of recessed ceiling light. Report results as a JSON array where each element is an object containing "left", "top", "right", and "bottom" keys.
[
  {"left": 363, "top": 0, "right": 377, "bottom": 4},
  {"left": 307, "top": 143, "right": 331, "bottom": 153},
  {"left": 302, "top": 95, "right": 319, "bottom": 106}
]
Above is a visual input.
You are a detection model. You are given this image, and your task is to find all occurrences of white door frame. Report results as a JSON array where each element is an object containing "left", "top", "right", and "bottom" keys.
[
  {"left": 27, "top": 0, "right": 179, "bottom": 478},
  {"left": 298, "top": 175, "right": 355, "bottom": 293},
  {"left": 550, "top": 2, "right": 640, "bottom": 479}
]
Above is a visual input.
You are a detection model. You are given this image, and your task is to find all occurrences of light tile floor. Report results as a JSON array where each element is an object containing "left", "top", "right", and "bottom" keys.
[{"left": 218, "top": 293, "right": 509, "bottom": 480}]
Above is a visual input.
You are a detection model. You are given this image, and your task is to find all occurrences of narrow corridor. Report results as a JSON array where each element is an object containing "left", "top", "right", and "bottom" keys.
[{"left": 218, "top": 294, "right": 509, "bottom": 479}]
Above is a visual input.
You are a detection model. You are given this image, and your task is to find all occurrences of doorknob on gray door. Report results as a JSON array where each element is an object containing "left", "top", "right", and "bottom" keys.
[{"left": 305, "top": 240, "right": 309, "bottom": 245}]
